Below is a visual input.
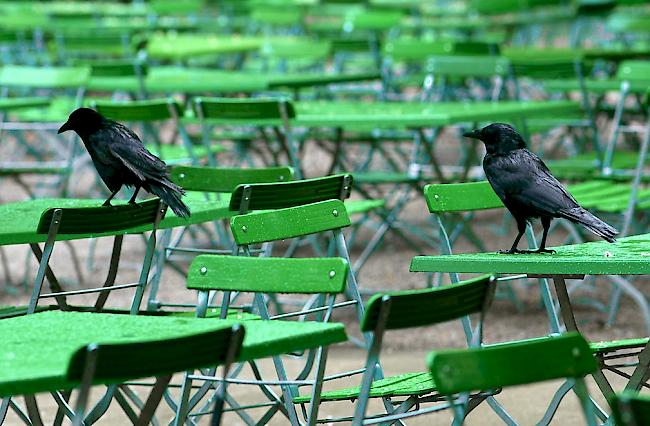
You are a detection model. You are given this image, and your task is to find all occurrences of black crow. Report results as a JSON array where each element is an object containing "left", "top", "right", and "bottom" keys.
[
  {"left": 58, "top": 108, "right": 190, "bottom": 218},
  {"left": 463, "top": 123, "right": 617, "bottom": 254}
]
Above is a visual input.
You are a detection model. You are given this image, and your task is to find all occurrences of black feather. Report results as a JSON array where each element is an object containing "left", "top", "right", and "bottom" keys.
[{"left": 58, "top": 108, "right": 191, "bottom": 218}]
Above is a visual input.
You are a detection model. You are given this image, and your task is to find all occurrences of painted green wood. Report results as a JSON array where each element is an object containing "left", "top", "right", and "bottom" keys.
[
  {"left": 171, "top": 166, "right": 294, "bottom": 193},
  {"left": 231, "top": 199, "right": 351, "bottom": 245},
  {"left": 37, "top": 199, "right": 164, "bottom": 235},
  {"left": 293, "top": 100, "right": 581, "bottom": 128},
  {"left": 611, "top": 391, "right": 650, "bottom": 425},
  {"left": 428, "top": 333, "right": 596, "bottom": 395},
  {"left": 267, "top": 71, "right": 380, "bottom": 89},
  {"left": 424, "top": 182, "right": 502, "bottom": 213},
  {"left": 590, "top": 337, "right": 649, "bottom": 353},
  {"left": 425, "top": 56, "right": 510, "bottom": 78},
  {"left": 0, "top": 196, "right": 232, "bottom": 246},
  {"left": 0, "top": 97, "right": 50, "bottom": 111},
  {"left": 229, "top": 174, "right": 351, "bottom": 211},
  {"left": 383, "top": 38, "right": 497, "bottom": 61},
  {"left": 410, "top": 233, "right": 650, "bottom": 275},
  {"left": 0, "top": 311, "right": 347, "bottom": 396},
  {"left": 193, "top": 96, "right": 295, "bottom": 121},
  {"left": 294, "top": 372, "right": 436, "bottom": 403},
  {"left": 66, "top": 325, "right": 241, "bottom": 385},
  {"left": 146, "top": 143, "right": 227, "bottom": 164},
  {"left": 345, "top": 199, "right": 386, "bottom": 215},
  {"left": 0, "top": 66, "right": 90, "bottom": 89},
  {"left": 145, "top": 67, "right": 268, "bottom": 94},
  {"left": 146, "top": 35, "right": 263, "bottom": 61},
  {"left": 361, "top": 274, "right": 495, "bottom": 332},
  {"left": 93, "top": 98, "right": 183, "bottom": 121},
  {"left": 187, "top": 256, "right": 348, "bottom": 294},
  {"left": 616, "top": 60, "right": 650, "bottom": 81}
]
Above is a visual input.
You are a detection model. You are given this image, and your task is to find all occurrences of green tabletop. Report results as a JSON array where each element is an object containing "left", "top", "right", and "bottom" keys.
[
  {"left": 292, "top": 100, "right": 581, "bottom": 128},
  {"left": 0, "top": 195, "right": 232, "bottom": 246},
  {"left": 0, "top": 311, "right": 347, "bottom": 397},
  {"left": 410, "top": 233, "right": 650, "bottom": 276}
]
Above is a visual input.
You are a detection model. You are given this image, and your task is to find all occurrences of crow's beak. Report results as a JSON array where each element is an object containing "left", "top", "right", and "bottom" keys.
[
  {"left": 57, "top": 121, "right": 71, "bottom": 134},
  {"left": 462, "top": 129, "right": 482, "bottom": 140}
]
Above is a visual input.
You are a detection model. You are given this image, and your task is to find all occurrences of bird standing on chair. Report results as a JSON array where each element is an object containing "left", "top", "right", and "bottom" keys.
[
  {"left": 59, "top": 108, "right": 190, "bottom": 218},
  {"left": 463, "top": 123, "right": 617, "bottom": 254}
]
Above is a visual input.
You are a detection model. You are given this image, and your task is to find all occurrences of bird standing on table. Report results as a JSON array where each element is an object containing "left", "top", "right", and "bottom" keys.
[
  {"left": 58, "top": 108, "right": 190, "bottom": 218},
  {"left": 463, "top": 123, "right": 617, "bottom": 254}
]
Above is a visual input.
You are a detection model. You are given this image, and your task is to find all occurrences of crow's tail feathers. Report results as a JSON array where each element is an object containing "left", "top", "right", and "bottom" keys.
[
  {"left": 149, "top": 181, "right": 191, "bottom": 219},
  {"left": 559, "top": 207, "right": 618, "bottom": 243}
]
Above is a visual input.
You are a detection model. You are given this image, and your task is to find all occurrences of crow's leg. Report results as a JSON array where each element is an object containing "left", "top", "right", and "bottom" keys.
[
  {"left": 499, "top": 219, "right": 526, "bottom": 254},
  {"left": 102, "top": 188, "right": 120, "bottom": 207},
  {"left": 534, "top": 216, "right": 556, "bottom": 254},
  {"left": 128, "top": 186, "right": 141, "bottom": 205}
]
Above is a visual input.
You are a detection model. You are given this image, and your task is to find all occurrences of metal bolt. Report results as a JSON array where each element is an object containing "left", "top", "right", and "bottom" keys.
[
  {"left": 572, "top": 347, "right": 581, "bottom": 357},
  {"left": 434, "top": 194, "right": 439, "bottom": 200},
  {"left": 200, "top": 266, "right": 208, "bottom": 275},
  {"left": 332, "top": 209, "right": 339, "bottom": 217},
  {"left": 242, "top": 225, "right": 247, "bottom": 232},
  {"left": 279, "top": 176, "right": 285, "bottom": 181},
  {"left": 329, "top": 270, "right": 336, "bottom": 278},
  {"left": 179, "top": 173, "right": 185, "bottom": 179}
]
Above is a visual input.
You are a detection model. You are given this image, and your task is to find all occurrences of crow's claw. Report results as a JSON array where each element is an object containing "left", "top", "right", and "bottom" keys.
[
  {"left": 498, "top": 249, "right": 525, "bottom": 254},
  {"left": 102, "top": 201, "right": 113, "bottom": 207},
  {"left": 128, "top": 201, "right": 143, "bottom": 208}
]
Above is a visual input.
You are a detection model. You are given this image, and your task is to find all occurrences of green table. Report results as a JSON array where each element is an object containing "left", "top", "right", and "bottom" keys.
[
  {"left": 0, "top": 310, "right": 346, "bottom": 396},
  {"left": 411, "top": 234, "right": 650, "bottom": 423}
]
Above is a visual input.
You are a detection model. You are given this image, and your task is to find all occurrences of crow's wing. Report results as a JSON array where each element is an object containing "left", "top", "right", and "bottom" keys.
[
  {"left": 108, "top": 142, "right": 168, "bottom": 182},
  {"left": 485, "top": 149, "right": 579, "bottom": 217}
]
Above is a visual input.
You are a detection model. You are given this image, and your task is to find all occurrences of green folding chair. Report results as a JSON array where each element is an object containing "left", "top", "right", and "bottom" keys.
[
  {"left": 611, "top": 391, "right": 650, "bottom": 425},
  {"left": 296, "top": 274, "right": 500, "bottom": 425},
  {"left": 145, "top": 165, "right": 295, "bottom": 312},
  {"left": 190, "top": 96, "right": 301, "bottom": 175},
  {"left": 173, "top": 255, "right": 350, "bottom": 425},
  {"left": 429, "top": 333, "right": 598, "bottom": 426},
  {"left": 28, "top": 199, "right": 167, "bottom": 315}
]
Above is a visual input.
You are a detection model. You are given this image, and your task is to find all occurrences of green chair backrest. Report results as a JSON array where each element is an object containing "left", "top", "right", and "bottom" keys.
[
  {"left": 471, "top": 0, "right": 564, "bottom": 15},
  {"left": 230, "top": 199, "right": 351, "bottom": 245},
  {"left": 187, "top": 255, "right": 348, "bottom": 294},
  {"left": 424, "top": 182, "right": 503, "bottom": 214},
  {"left": 37, "top": 199, "right": 165, "bottom": 235},
  {"left": 616, "top": 60, "right": 650, "bottom": 82},
  {"left": 360, "top": 274, "right": 496, "bottom": 332},
  {"left": 383, "top": 38, "right": 497, "bottom": 62},
  {"left": 192, "top": 96, "right": 296, "bottom": 124},
  {"left": 428, "top": 333, "right": 597, "bottom": 395},
  {"left": 66, "top": 325, "right": 242, "bottom": 384},
  {"left": 611, "top": 391, "right": 650, "bottom": 425},
  {"left": 425, "top": 55, "right": 510, "bottom": 78},
  {"left": 92, "top": 98, "right": 183, "bottom": 122},
  {"left": 260, "top": 39, "right": 331, "bottom": 61},
  {"left": 171, "top": 166, "right": 294, "bottom": 193},
  {"left": 82, "top": 59, "right": 148, "bottom": 77},
  {"left": 229, "top": 174, "right": 352, "bottom": 212},
  {"left": 0, "top": 65, "right": 91, "bottom": 89},
  {"left": 503, "top": 48, "right": 585, "bottom": 79}
]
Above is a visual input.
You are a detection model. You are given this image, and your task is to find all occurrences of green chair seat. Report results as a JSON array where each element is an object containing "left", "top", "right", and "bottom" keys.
[
  {"left": 294, "top": 372, "right": 437, "bottom": 403},
  {"left": 87, "top": 76, "right": 142, "bottom": 93},
  {"left": 145, "top": 143, "right": 227, "bottom": 164},
  {"left": 590, "top": 337, "right": 650, "bottom": 353},
  {"left": 549, "top": 151, "right": 644, "bottom": 179},
  {"left": 0, "top": 311, "right": 347, "bottom": 397},
  {"left": 345, "top": 199, "right": 386, "bottom": 215}
]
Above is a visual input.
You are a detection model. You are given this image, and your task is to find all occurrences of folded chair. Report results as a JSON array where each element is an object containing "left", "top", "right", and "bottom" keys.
[
  {"left": 296, "top": 274, "right": 499, "bottom": 425},
  {"left": 429, "top": 333, "right": 599, "bottom": 426},
  {"left": 173, "top": 255, "right": 350, "bottom": 425}
]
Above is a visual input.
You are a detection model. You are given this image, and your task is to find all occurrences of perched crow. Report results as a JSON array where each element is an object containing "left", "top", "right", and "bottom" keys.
[
  {"left": 58, "top": 108, "right": 190, "bottom": 218},
  {"left": 463, "top": 123, "right": 617, "bottom": 254}
]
